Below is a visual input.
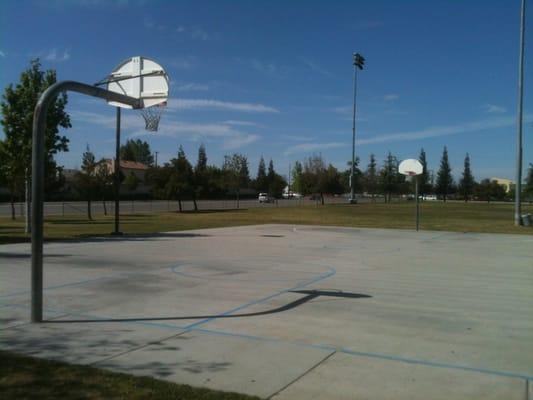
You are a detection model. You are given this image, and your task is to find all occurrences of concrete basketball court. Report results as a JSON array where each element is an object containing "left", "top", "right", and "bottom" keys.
[{"left": 1, "top": 224, "right": 532, "bottom": 399}]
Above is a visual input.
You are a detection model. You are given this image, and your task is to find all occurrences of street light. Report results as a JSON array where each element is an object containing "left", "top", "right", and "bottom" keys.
[
  {"left": 350, "top": 52, "right": 365, "bottom": 204},
  {"left": 515, "top": 0, "right": 526, "bottom": 226}
]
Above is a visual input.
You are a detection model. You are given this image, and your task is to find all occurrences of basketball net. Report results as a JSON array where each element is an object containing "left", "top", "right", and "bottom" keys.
[{"left": 140, "top": 101, "right": 166, "bottom": 132}]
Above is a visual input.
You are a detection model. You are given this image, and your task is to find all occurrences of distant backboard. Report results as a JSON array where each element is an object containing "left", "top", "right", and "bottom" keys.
[
  {"left": 399, "top": 159, "right": 423, "bottom": 176},
  {"left": 106, "top": 56, "right": 169, "bottom": 109}
]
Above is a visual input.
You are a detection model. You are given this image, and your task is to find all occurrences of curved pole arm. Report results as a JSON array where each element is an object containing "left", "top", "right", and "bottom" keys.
[{"left": 31, "top": 81, "right": 139, "bottom": 322}]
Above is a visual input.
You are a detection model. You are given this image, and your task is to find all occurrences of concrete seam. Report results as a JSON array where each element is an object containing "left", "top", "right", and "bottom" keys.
[
  {"left": 89, "top": 330, "right": 189, "bottom": 367},
  {"left": 266, "top": 350, "right": 336, "bottom": 399}
]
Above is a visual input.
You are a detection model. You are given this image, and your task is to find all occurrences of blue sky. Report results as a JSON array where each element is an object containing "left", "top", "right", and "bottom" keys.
[{"left": 1, "top": 0, "right": 532, "bottom": 181}]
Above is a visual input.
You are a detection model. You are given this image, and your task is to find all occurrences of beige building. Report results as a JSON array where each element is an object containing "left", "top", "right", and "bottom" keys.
[
  {"left": 102, "top": 159, "right": 149, "bottom": 182},
  {"left": 490, "top": 177, "right": 514, "bottom": 193}
]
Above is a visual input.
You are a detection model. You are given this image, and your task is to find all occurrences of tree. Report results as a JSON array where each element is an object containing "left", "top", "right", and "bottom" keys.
[
  {"left": 365, "top": 154, "right": 378, "bottom": 200},
  {"left": 291, "top": 161, "right": 303, "bottom": 194},
  {"left": 325, "top": 164, "right": 344, "bottom": 195},
  {"left": 255, "top": 156, "right": 268, "bottom": 191},
  {"left": 435, "top": 146, "right": 453, "bottom": 202},
  {"left": 145, "top": 165, "right": 173, "bottom": 199},
  {"left": 167, "top": 146, "right": 194, "bottom": 212},
  {"left": 344, "top": 157, "right": 362, "bottom": 195},
  {"left": 418, "top": 148, "right": 432, "bottom": 197},
  {"left": 474, "top": 179, "right": 489, "bottom": 202},
  {"left": 489, "top": 180, "right": 507, "bottom": 201},
  {"left": 74, "top": 146, "right": 97, "bottom": 220},
  {"left": 95, "top": 159, "right": 113, "bottom": 215},
  {"left": 222, "top": 153, "right": 249, "bottom": 207},
  {"left": 301, "top": 154, "right": 327, "bottom": 204},
  {"left": 523, "top": 163, "right": 533, "bottom": 201},
  {"left": 0, "top": 59, "right": 71, "bottom": 229},
  {"left": 192, "top": 144, "right": 208, "bottom": 208},
  {"left": 124, "top": 172, "right": 140, "bottom": 192},
  {"left": 263, "top": 159, "right": 286, "bottom": 198},
  {"left": 458, "top": 153, "right": 475, "bottom": 202},
  {"left": 379, "top": 152, "right": 400, "bottom": 203},
  {"left": 120, "top": 139, "right": 154, "bottom": 166},
  {"left": 0, "top": 140, "right": 18, "bottom": 219}
]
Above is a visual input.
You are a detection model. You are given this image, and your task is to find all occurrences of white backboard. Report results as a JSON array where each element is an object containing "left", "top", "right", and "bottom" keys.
[
  {"left": 399, "top": 159, "right": 423, "bottom": 176},
  {"left": 107, "top": 56, "right": 169, "bottom": 109}
]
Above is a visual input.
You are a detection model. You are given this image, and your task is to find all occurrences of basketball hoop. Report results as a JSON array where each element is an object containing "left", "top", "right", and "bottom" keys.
[
  {"left": 102, "top": 56, "right": 170, "bottom": 133},
  {"left": 139, "top": 101, "right": 166, "bottom": 132}
]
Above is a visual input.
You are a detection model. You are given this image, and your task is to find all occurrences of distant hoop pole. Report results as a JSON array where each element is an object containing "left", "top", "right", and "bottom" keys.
[
  {"left": 31, "top": 81, "right": 139, "bottom": 323},
  {"left": 415, "top": 176, "right": 420, "bottom": 231}
]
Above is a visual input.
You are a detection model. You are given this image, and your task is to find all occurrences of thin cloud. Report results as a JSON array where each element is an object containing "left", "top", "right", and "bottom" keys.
[
  {"left": 384, "top": 94, "right": 399, "bottom": 101},
  {"left": 222, "top": 120, "right": 259, "bottom": 127},
  {"left": 145, "top": 19, "right": 213, "bottom": 41},
  {"left": 483, "top": 104, "right": 506, "bottom": 114},
  {"left": 284, "top": 142, "right": 345, "bottom": 156},
  {"left": 72, "top": 109, "right": 259, "bottom": 150},
  {"left": 357, "top": 116, "right": 517, "bottom": 145},
  {"left": 190, "top": 27, "right": 210, "bottom": 41},
  {"left": 302, "top": 58, "right": 332, "bottom": 77},
  {"left": 0, "top": 50, "right": 5, "bottom": 57},
  {"left": 169, "top": 56, "right": 195, "bottom": 69},
  {"left": 168, "top": 98, "right": 279, "bottom": 113},
  {"left": 174, "top": 83, "right": 209, "bottom": 91},
  {"left": 130, "top": 120, "right": 260, "bottom": 150},
  {"left": 331, "top": 105, "right": 352, "bottom": 115},
  {"left": 44, "top": 48, "right": 70, "bottom": 62},
  {"left": 251, "top": 59, "right": 278, "bottom": 74}
]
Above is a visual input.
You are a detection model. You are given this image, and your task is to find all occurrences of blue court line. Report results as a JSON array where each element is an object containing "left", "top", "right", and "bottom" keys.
[
  {"left": 3, "top": 302, "right": 533, "bottom": 382},
  {"left": 340, "top": 348, "right": 533, "bottom": 381},
  {"left": 175, "top": 264, "right": 336, "bottom": 330},
  {"left": 0, "top": 275, "right": 119, "bottom": 299}
]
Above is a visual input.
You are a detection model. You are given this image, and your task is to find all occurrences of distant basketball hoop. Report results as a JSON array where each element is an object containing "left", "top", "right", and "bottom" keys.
[
  {"left": 399, "top": 159, "right": 424, "bottom": 232},
  {"left": 399, "top": 159, "right": 423, "bottom": 177}
]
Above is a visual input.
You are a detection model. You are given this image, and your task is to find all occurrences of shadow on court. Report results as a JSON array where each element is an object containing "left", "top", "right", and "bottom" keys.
[{"left": 46, "top": 290, "right": 372, "bottom": 324}]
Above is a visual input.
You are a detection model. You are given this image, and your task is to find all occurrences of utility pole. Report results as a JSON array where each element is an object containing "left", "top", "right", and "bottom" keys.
[
  {"left": 350, "top": 52, "right": 365, "bottom": 204},
  {"left": 155, "top": 151, "right": 159, "bottom": 167},
  {"left": 515, "top": 0, "right": 526, "bottom": 226}
]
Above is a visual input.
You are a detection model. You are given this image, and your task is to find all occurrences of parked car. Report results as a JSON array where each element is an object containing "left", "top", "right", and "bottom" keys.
[{"left": 258, "top": 193, "right": 274, "bottom": 203}]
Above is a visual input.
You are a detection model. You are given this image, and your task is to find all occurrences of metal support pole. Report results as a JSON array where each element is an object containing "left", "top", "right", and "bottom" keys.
[
  {"left": 113, "top": 107, "right": 122, "bottom": 235},
  {"left": 515, "top": 0, "right": 526, "bottom": 226},
  {"left": 415, "top": 177, "right": 420, "bottom": 231},
  {"left": 31, "top": 80, "right": 139, "bottom": 322},
  {"left": 350, "top": 63, "right": 358, "bottom": 204}
]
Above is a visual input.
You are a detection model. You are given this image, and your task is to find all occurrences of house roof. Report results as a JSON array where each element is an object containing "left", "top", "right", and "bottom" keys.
[
  {"left": 103, "top": 159, "right": 149, "bottom": 170},
  {"left": 120, "top": 160, "right": 149, "bottom": 170}
]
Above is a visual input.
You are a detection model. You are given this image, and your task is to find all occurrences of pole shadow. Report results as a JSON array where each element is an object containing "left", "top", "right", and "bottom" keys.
[{"left": 46, "top": 290, "right": 372, "bottom": 324}]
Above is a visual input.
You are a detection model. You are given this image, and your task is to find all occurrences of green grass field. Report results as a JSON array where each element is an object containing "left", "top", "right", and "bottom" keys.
[
  {"left": 0, "top": 351, "right": 259, "bottom": 400},
  {"left": 1, "top": 202, "right": 532, "bottom": 244}
]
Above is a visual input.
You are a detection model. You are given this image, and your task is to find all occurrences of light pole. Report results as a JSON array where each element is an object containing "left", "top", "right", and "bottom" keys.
[
  {"left": 350, "top": 52, "right": 365, "bottom": 204},
  {"left": 515, "top": 0, "right": 526, "bottom": 226}
]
